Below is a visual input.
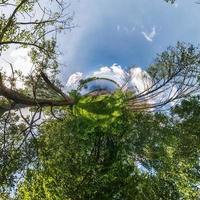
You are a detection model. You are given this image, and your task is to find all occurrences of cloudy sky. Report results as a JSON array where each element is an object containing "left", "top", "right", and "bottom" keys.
[{"left": 59, "top": 0, "right": 200, "bottom": 78}]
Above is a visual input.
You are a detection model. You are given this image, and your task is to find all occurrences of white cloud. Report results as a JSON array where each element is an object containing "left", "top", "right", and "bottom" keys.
[
  {"left": 141, "top": 26, "right": 156, "bottom": 42},
  {"left": 92, "top": 64, "right": 127, "bottom": 87},
  {"left": 0, "top": 48, "right": 33, "bottom": 88},
  {"left": 1, "top": 48, "right": 33, "bottom": 76},
  {"left": 66, "top": 64, "right": 152, "bottom": 94},
  {"left": 10, "top": 48, "right": 33, "bottom": 75},
  {"left": 111, "top": 64, "right": 125, "bottom": 76},
  {"left": 129, "top": 67, "right": 153, "bottom": 93},
  {"left": 65, "top": 64, "right": 180, "bottom": 110},
  {"left": 93, "top": 66, "right": 111, "bottom": 75},
  {"left": 66, "top": 72, "right": 83, "bottom": 90}
]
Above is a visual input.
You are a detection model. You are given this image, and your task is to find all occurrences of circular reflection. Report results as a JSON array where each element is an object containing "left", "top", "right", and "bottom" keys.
[{"left": 79, "top": 79, "right": 119, "bottom": 95}]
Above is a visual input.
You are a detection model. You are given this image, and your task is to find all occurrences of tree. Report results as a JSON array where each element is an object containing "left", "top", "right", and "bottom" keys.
[
  {"left": 0, "top": 0, "right": 200, "bottom": 198},
  {"left": 0, "top": 0, "right": 199, "bottom": 118},
  {"left": 0, "top": 0, "right": 74, "bottom": 192},
  {"left": 0, "top": 0, "right": 199, "bottom": 113},
  {"left": 16, "top": 93, "right": 200, "bottom": 199},
  {"left": 0, "top": 0, "right": 74, "bottom": 111}
]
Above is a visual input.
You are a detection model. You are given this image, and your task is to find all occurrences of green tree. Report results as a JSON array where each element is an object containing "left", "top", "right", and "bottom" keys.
[
  {"left": 0, "top": 0, "right": 74, "bottom": 192},
  {"left": 16, "top": 93, "right": 200, "bottom": 199},
  {"left": 0, "top": 0, "right": 200, "bottom": 199}
]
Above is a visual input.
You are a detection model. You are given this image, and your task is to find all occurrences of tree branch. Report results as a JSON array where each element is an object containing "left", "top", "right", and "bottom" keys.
[
  {"left": 40, "top": 71, "right": 71, "bottom": 101},
  {"left": 0, "top": 73, "right": 74, "bottom": 110}
]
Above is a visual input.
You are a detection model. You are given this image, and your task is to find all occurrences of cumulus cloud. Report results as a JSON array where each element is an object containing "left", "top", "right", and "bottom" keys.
[
  {"left": 92, "top": 64, "right": 127, "bottom": 87},
  {"left": 66, "top": 72, "right": 83, "bottom": 90},
  {"left": 141, "top": 27, "right": 156, "bottom": 42},
  {"left": 129, "top": 67, "right": 153, "bottom": 93},
  {"left": 93, "top": 66, "right": 111, "bottom": 75},
  {"left": 65, "top": 64, "right": 180, "bottom": 110},
  {"left": 66, "top": 64, "right": 153, "bottom": 95}
]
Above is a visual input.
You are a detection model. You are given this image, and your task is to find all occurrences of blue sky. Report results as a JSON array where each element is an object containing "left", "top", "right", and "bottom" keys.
[{"left": 60, "top": 0, "right": 200, "bottom": 78}]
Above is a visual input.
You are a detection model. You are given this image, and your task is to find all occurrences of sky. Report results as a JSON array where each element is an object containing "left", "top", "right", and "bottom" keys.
[
  {"left": 59, "top": 0, "right": 200, "bottom": 79},
  {"left": 1, "top": 0, "right": 200, "bottom": 89}
]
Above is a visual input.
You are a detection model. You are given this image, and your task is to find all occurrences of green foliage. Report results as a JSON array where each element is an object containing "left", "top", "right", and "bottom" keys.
[
  {"left": 16, "top": 94, "right": 200, "bottom": 199},
  {"left": 148, "top": 42, "right": 200, "bottom": 80},
  {"left": 0, "top": 0, "right": 72, "bottom": 103},
  {"left": 17, "top": 93, "right": 131, "bottom": 199},
  {"left": 1, "top": 1, "right": 200, "bottom": 200},
  {"left": 0, "top": 192, "right": 13, "bottom": 200},
  {"left": 0, "top": 111, "right": 36, "bottom": 191}
]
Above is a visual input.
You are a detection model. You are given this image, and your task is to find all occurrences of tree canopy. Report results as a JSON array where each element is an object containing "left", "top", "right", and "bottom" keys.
[
  {"left": 0, "top": 0, "right": 200, "bottom": 199},
  {"left": 16, "top": 94, "right": 200, "bottom": 199}
]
